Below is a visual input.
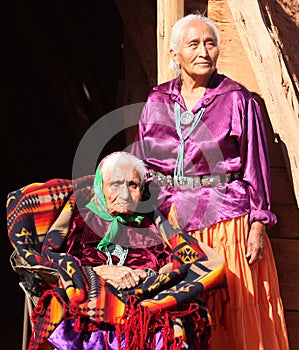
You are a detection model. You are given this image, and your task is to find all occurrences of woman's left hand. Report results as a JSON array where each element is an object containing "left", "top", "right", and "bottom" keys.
[{"left": 246, "top": 221, "right": 266, "bottom": 265}]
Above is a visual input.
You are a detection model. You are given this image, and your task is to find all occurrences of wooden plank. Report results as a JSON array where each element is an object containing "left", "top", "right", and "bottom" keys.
[
  {"left": 270, "top": 239, "right": 299, "bottom": 311},
  {"left": 157, "top": 0, "right": 184, "bottom": 84},
  {"left": 226, "top": 0, "right": 299, "bottom": 207},
  {"left": 251, "top": 92, "right": 287, "bottom": 168},
  {"left": 285, "top": 311, "right": 299, "bottom": 350},
  {"left": 271, "top": 168, "right": 298, "bottom": 205},
  {"left": 270, "top": 202, "right": 299, "bottom": 239},
  {"left": 208, "top": 0, "right": 260, "bottom": 93}
]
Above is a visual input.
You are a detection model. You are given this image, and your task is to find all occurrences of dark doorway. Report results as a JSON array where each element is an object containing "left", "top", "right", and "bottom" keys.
[{"left": 0, "top": 1, "right": 124, "bottom": 348}]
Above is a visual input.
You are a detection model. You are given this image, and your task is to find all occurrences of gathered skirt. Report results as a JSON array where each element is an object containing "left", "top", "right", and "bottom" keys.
[{"left": 185, "top": 214, "right": 290, "bottom": 350}]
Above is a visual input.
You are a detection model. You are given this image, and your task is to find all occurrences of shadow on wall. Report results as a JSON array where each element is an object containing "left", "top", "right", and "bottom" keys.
[
  {"left": 251, "top": 92, "right": 299, "bottom": 239},
  {"left": 260, "top": 0, "right": 299, "bottom": 103}
]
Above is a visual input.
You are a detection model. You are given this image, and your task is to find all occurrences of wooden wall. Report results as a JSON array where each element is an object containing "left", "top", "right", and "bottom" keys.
[
  {"left": 207, "top": 1, "right": 299, "bottom": 349},
  {"left": 1, "top": 0, "right": 298, "bottom": 348}
]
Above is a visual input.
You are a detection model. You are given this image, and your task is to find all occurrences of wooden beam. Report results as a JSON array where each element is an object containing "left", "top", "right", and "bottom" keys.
[
  {"left": 270, "top": 238, "right": 299, "bottom": 310},
  {"left": 226, "top": 0, "right": 299, "bottom": 206},
  {"left": 157, "top": 0, "right": 184, "bottom": 84}
]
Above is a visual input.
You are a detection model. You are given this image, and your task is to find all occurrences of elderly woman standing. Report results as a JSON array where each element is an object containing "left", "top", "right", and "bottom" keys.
[{"left": 131, "top": 13, "right": 289, "bottom": 349}]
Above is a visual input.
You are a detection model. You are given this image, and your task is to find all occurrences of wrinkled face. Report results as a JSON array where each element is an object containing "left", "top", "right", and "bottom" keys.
[
  {"left": 172, "top": 20, "right": 219, "bottom": 81},
  {"left": 102, "top": 162, "right": 143, "bottom": 216}
]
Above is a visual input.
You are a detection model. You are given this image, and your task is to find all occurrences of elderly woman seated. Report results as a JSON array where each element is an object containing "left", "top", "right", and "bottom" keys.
[{"left": 7, "top": 152, "right": 225, "bottom": 350}]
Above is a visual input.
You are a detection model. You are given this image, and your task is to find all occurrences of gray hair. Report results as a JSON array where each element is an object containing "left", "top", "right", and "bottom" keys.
[
  {"left": 100, "top": 152, "right": 147, "bottom": 184},
  {"left": 169, "top": 13, "right": 220, "bottom": 73}
]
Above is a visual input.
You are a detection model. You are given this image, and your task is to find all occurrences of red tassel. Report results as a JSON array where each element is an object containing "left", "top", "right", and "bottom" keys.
[
  {"left": 73, "top": 315, "right": 99, "bottom": 332},
  {"left": 202, "top": 286, "right": 230, "bottom": 330},
  {"left": 114, "top": 296, "right": 211, "bottom": 350},
  {"left": 105, "top": 329, "right": 109, "bottom": 350}
]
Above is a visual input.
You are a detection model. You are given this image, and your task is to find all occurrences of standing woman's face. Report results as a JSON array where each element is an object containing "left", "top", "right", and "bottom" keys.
[{"left": 172, "top": 20, "right": 219, "bottom": 82}]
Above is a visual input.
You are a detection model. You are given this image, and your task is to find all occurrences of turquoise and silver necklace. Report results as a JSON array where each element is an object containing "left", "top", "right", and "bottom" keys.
[{"left": 174, "top": 101, "right": 205, "bottom": 184}]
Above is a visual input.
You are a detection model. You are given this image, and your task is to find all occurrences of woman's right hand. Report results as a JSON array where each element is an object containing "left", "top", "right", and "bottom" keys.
[
  {"left": 93, "top": 265, "right": 148, "bottom": 290},
  {"left": 246, "top": 221, "right": 266, "bottom": 265}
]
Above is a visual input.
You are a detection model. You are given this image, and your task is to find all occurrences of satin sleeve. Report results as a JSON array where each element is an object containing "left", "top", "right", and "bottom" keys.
[{"left": 239, "top": 97, "right": 277, "bottom": 227}]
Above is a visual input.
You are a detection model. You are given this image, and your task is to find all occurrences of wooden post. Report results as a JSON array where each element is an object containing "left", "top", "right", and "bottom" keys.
[{"left": 157, "top": 0, "right": 184, "bottom": 84}]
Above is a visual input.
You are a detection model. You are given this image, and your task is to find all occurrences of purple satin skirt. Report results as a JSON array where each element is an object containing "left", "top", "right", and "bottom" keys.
[{"left": 48, "top": 319, "right": 163, "bottom": 350}]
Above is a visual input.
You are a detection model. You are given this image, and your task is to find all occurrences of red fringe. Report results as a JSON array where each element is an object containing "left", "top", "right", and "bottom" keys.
[
  {"left": 28, "top": 289, "right": 64, "bottom": 350},
  {"left": 114, "top": 296, "right": 211, "bottom": 350},
  {"left": 68, "top": 288, "right": 86, "bottom": 307},
  {"left": 201, "top": 287, "right": 230, "bottom": 330},
  {"left": 73, "top": 315, "right": 100, "bottom": 332}
]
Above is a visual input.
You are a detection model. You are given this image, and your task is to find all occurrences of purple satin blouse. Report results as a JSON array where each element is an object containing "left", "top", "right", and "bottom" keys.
[
  {"left": 131, "top": 71, "right": 277, "bottom": 230},
  {"left": 65, "top": 207, "right": 171, "bottom": 272}
]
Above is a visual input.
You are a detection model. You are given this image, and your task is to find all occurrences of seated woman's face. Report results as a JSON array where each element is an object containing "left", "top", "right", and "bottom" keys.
[{"left": 102, "top": 162, "right": 143, "bottom": 216}]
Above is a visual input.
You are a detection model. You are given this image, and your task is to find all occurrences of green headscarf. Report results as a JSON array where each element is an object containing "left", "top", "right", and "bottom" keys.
[{"left": 85, "top": 163, "right": 144, "bottom": 252}]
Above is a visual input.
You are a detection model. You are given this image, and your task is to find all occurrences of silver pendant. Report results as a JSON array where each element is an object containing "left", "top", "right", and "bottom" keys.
[{"left": 180, "top": 110, "right": 194, "bottom": 125}]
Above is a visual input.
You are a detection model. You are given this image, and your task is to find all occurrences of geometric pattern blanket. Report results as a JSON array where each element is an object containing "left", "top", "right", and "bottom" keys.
[{"left": 6, "top": 177, "right": 226, "bottom": 350}]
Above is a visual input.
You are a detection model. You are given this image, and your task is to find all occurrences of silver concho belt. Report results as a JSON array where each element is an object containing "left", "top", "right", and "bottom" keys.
[{"left": 149, "top": 171, "right": 242, "bottom": 189}]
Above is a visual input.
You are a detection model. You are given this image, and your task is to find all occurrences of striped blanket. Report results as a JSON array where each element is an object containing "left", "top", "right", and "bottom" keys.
[{"left": 6, "top": 177, "right": 226, "bottom": 350}]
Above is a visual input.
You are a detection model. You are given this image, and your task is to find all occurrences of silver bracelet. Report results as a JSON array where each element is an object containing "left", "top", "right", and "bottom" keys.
[{"left": 144, "top": 268, "right": 156, "bottom": 277}]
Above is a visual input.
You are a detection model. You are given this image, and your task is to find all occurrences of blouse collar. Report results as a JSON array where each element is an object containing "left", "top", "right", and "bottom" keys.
[{"left": 153, "top": 70, "right": 242, "bottom": 111}]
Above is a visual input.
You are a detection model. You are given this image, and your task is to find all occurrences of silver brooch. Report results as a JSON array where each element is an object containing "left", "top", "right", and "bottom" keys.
[{"left": 180, "top": 110, "right": 194, "bottom": 125}]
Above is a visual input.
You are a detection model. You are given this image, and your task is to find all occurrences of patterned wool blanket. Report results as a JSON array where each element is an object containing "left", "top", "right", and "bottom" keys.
[{"left": 7, "top": 177, "right": 226, "bottom": 350}]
